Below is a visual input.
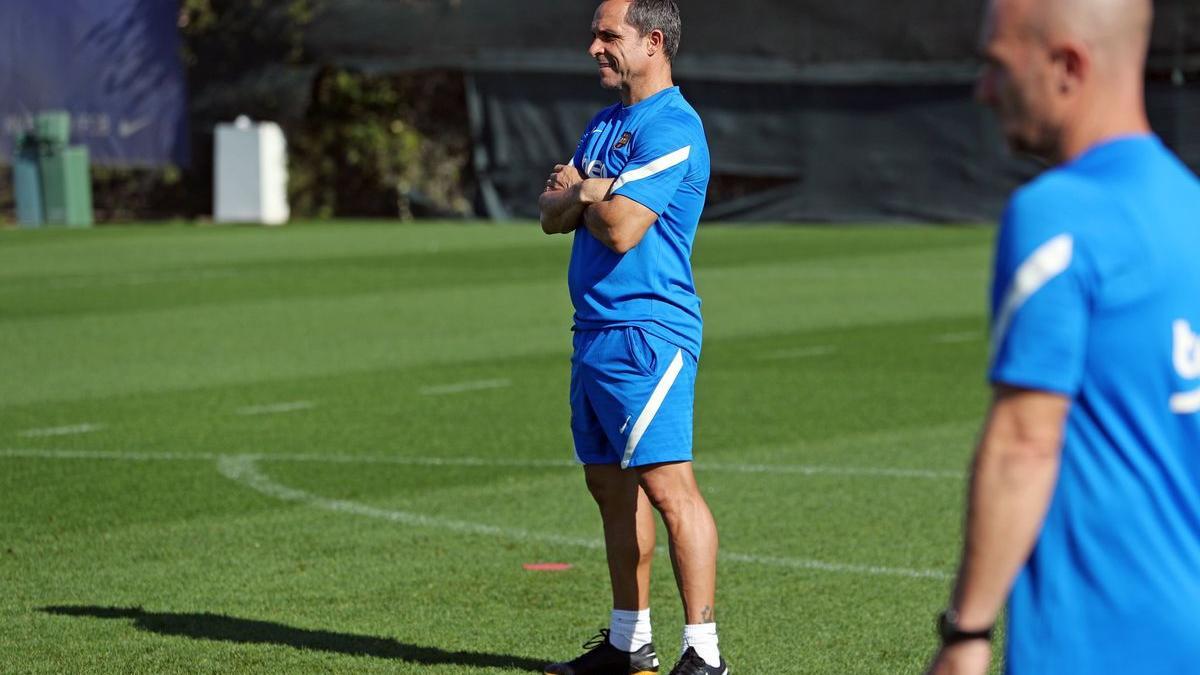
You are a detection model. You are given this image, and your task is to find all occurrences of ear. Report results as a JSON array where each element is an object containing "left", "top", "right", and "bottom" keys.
[
  {"left": 646, "top": 28, "right": 665, "bottom": 56},
  {"left": 1052, "top": 41, "right": 1089, "bottom": 95}
]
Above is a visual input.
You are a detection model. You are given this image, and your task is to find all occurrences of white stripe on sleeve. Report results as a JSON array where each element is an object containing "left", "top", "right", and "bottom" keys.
[
  {"left": 612, "top": 146, "right": 691, "bottom": 192},
  {"left": 989, "top": 234, "right": 1074, "bottom": 365}
]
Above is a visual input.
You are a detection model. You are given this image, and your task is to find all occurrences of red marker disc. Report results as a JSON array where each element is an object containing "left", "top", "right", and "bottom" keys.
[{"left": 523, "top": 562, "right": 573, "bottom": 572}]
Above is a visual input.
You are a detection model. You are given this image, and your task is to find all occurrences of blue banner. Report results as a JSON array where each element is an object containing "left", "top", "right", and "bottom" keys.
[{"left": 0, "top": 0, "right": 188, "bottom": 166}]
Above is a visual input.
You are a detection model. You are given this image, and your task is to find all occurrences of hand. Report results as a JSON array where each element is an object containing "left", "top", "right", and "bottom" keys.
[
  {"left": 544, "top": 163, "right": 583, "bottom": 192},
  {"left": 578, "top": 178, "right": 615, "bottom": 205},
  {"left": 925, "top": 641, "right": 991, "bottom": 675}
]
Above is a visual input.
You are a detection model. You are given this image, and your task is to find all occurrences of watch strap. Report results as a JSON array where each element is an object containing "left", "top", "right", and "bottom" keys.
[{"left": 937, "top": 610, "right": 994, "bottom": 646}]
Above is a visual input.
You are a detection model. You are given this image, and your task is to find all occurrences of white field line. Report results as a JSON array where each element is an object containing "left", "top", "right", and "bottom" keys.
[
  {"left": 17, "top": 424, "right": 103, "bottom": 438},
  {"left": 719, "top": 550, "right": 949, "bottom": 579},
  {"left": 262, "top": 453, "right": 574, "bottom": 469},
  {"left": 0, "top": 448, "right": 964, "bottom": 479},
  {"left": 932, "top": 331, "right": 982, "bottom": 344},
  {"left": 216, "top": 454, "right": 603, "bottom": 549},
  {"left": 236, "top": 401, "right": 316, "bottom": 416},
  {"left": 216, "top": 454, "right": 951, "bottom": 580},
  {"left": 757, "top": 346, "right": 836, "bottom": 361},
  {"left": 0, "top": 449, "right": 567, "bottom": 467},
  {"left": 37, "top": 268, "right": 241, "bottom": 291},
  {"left": 419, "top": 379, "right": 512, "bottom": 396},
  {"left": 0, "top": 448, "right": 218, "bottom": 461},
  {"left": 703, "top": 462, "right": 963, "bottom": 480},
  {"left": 0, "top": 448, "right": 957, "bottom": 579}
]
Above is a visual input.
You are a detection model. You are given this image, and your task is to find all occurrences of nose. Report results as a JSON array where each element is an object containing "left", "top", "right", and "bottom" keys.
[{"left": 588, "top": 36, "right": 604, "bottom": 59}]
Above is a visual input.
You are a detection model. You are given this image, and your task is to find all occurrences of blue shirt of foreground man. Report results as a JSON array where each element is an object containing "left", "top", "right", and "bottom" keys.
[
  {"left": 928, "top": 0, "right": 1200, "bottom": 674},
  {"left": 537, "top": 2, "right": 725, "bottom": 675}
]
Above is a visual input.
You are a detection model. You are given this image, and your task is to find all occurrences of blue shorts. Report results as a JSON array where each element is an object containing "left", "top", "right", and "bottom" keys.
[{"left": 570, "top": 326, "right": 697, "bottom": 468}]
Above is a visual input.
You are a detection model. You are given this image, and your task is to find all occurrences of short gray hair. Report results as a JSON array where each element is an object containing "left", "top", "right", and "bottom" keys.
[{"left": 625, "top": 0, "right": 682, "bottom": 61}]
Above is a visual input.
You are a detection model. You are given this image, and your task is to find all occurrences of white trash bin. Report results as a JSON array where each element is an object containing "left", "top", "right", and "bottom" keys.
[{"left": 214, "top": 116, "right": 290, "bottom": 225}]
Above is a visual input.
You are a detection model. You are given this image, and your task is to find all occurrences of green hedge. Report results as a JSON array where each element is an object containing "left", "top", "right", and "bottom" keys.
[{"left": 8, "top": 0, "right": 473, "bottom": 223}]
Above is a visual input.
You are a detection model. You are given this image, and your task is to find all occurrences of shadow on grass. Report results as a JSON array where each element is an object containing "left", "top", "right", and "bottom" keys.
[{"left": 41, "top": 605, "right": 548, "bottom": 671}]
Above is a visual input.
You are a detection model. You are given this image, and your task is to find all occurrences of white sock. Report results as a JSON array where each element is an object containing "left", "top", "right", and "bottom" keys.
[
  {"left": 682, "top": 623, "right": 721, "bottom": 668},
  {"left": 609, "top": 608, "right": 653, "bottom": 652}
]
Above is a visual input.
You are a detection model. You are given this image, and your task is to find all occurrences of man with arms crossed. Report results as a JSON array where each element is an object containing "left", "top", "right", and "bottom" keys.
[
  {"left": 538, "top": 1, "right": 726, "bottom": 674},
  {"left": 929, "top": 0, "right": 1200, "bottom": 672}
]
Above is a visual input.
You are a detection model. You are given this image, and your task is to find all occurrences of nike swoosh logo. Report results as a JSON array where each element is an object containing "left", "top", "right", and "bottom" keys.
[
  {"left": 619, "top": 415, "right": 631, "bottom": 434},
  {"left": 118, "top": 118, "right": 153, "bottom": 138}
]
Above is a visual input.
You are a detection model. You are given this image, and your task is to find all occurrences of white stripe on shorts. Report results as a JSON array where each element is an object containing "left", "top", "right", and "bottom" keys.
[{"left": 621, "top": 349, "right": 685, "bottom": 469}]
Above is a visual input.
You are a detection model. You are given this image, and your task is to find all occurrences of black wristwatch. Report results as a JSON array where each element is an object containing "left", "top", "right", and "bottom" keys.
[{"left": 937, "top": 609, "right": 994, "bottom": 646}]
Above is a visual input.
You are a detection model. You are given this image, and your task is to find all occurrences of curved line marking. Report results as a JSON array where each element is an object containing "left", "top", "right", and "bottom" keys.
[
  {"left": 216, "top": 453, "right": 601, "bottom": 549},
  {"left": 216, "top": 454, "right": 950, "bottom": 580}
]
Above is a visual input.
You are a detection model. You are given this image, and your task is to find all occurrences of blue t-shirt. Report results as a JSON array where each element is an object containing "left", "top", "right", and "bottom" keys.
[
  {"left": 567, "top": 86, "right": 710, "bottom": 359},
  {"left": 990, "top": 135, "right": 1200, "bottom": 674}
]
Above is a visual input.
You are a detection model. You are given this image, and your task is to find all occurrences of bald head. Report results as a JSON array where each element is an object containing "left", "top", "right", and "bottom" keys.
[
  {"left": 1020, "top": 0, "right": 1153, "bottom": 70},
  {"left": 979, "top": 0, "right": 1154, "bottom": 163}
]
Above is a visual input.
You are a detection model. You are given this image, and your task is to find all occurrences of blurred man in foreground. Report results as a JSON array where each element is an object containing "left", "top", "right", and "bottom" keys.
[
  {"left": 537, "top": 1, "right": 725, "bottom": 674},
  {"left": 929, "top": 0, "right": 1200, "bottom": 673}
]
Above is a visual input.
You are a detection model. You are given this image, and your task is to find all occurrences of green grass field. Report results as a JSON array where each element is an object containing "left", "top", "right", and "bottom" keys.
[{"left": 1, "top": 221, "right": 998, "bottom": 673}]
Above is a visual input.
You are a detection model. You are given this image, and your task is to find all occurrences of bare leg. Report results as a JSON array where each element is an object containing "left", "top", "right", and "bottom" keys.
[
  {"left": 637, "top": 461, "right": 718, "bottom": 624},
  {"left": 584, "top": 464, "right": 657, "bottom": 611}
]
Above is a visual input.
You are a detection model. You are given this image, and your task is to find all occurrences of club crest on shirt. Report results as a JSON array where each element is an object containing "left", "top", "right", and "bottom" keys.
[{"left": 614, "top": 132, "right": 632, "bottom": 150}]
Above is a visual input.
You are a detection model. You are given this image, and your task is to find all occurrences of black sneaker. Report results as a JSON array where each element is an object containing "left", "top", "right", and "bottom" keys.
[
  {"left": 544, "top": 628, "right": 661, "bottom": 674},
  {"left": 668, "top": 647, "right": 728, "bottom": 675}
]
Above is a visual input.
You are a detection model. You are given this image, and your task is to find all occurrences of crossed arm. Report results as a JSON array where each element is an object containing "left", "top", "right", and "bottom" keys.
[
  {"left": 926, "top": 385, "right": 1069, "bottom": 675},
  {"left": 537, "top": 163, "right": 658, "bottom": 254}
]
